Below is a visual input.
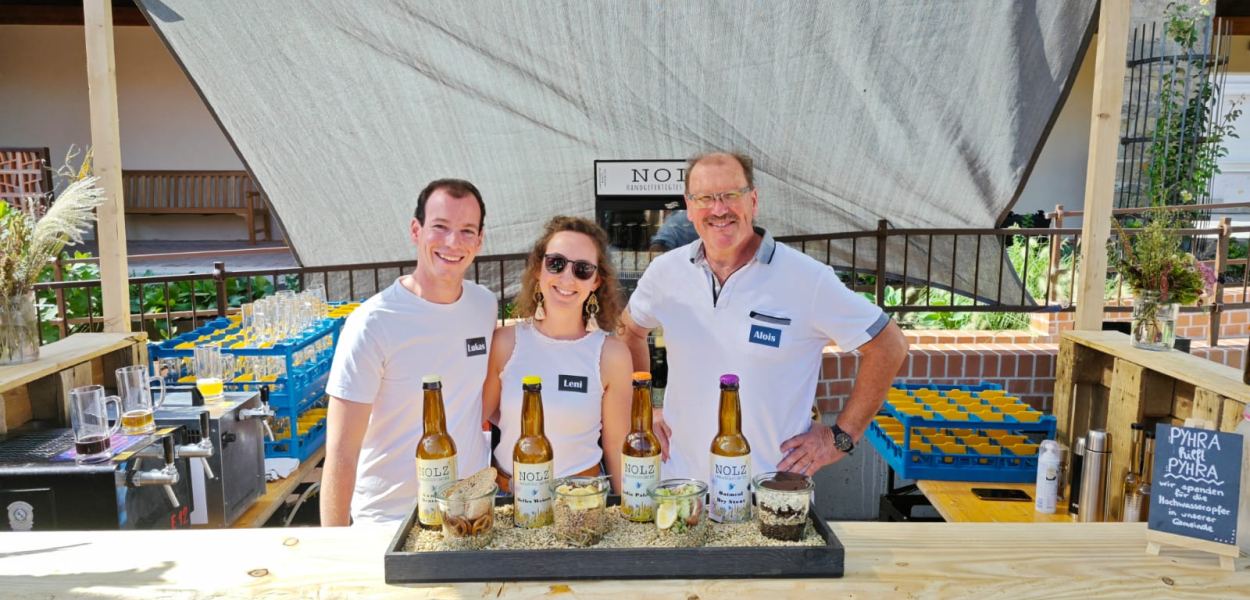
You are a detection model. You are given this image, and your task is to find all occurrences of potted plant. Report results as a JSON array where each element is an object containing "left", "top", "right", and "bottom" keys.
[
  {"left": 0, "top": 177, "right": 106, "bottom": 364},
  {"left": 1110, "top": 212, "right": 1213, "bottom": 351}
]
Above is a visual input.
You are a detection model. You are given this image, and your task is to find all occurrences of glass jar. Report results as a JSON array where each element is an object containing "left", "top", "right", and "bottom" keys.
[
  {"left": 0, "top": 291, "right": 39, "bottom": 365},
  {"left": 1130, "top": 290, "right": 1178, "bottom": 351},
  {"left": 435, "top": 480, "right": 497, "bottom": 550},
  {"left": 552, "top": 475, "right": 610, "bottom": 546},
  {"left": 753, "top": 471, "right": 814, "bottom": 541}
]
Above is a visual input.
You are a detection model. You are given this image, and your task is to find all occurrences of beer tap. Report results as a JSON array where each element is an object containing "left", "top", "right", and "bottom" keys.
[
  {"left": 130, "top": 436, "right": 181, "bottom": 508},
  {"left": 175, "top": 411, "right": 216, "bottom": 480},
  {"left": 239, "top": 386, "right": 275, "bottom": 441}
]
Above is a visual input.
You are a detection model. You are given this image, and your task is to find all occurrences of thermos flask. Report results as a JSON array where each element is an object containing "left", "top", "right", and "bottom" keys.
[{"left": 1077, "top": 430, "right": 1112, "bottom": 522}]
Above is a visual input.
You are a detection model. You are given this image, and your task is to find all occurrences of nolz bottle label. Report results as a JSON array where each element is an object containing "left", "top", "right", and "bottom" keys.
[
  {"left": 621, "top": 454, "right": 661, "bottom": 520},
  {"left": 512, "top": 460, "right": 554, "bottom": 527},
  {"left": 709, "top": 454, "right": 752, "bottom": 523},
  {"left": 416, "top": 457, "right": 456, "bottom": 526}
]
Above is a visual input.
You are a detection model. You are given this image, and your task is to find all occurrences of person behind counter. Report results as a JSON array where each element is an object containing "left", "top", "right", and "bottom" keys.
[
  {"left": 321, "top": 179, "right": 497, "bottom": 526},
  {"left": 619, "top": 152, "right": 909, "bottom": 481},
  {"left": 483, "top": 216, "right": 632, "bottom": 494}
]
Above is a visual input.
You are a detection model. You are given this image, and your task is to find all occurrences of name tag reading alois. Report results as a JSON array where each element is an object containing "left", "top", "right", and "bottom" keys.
[
  {"left": 749, "top": 324, "right": 782, "bottom": 348},
  {"left": 558, "top": 375, "right": 589, "bottom": 393}
]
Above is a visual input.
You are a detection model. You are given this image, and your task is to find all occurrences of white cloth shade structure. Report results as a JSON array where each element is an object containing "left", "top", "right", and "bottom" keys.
[{"left": 135, "top": 0, "right": 1096, "bottom": 304}]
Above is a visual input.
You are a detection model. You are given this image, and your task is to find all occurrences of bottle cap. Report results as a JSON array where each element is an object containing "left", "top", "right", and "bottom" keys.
[
  {"left": 522, "top": 375, "right": 542, "bottom": 386},
  {"left": 632, "top": 372, "right": 652, "bottom": 381},
  {"left": 422, "top": 375, "right": 441, "bottom": 385},
  {"left": 1040, "top": 439, "right": 1059, "bottom": 456},
  {"left": 719, "top": 374, "right": 740, "bottom": 387}
]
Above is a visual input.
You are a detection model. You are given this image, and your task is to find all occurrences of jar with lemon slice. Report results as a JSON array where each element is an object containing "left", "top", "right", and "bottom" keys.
[
  {"left": 552, "top": 475, "right": 610, "bottom": 546},
  {"left": 649, "top": 479, "right": 708, "bottom": 546}
]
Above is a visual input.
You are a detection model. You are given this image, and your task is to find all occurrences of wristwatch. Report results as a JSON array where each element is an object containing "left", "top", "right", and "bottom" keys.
[{"left": 830, "top": 424, "right": 855, "bottom": 454}]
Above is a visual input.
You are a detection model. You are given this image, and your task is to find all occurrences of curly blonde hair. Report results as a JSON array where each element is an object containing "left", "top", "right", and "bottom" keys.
[{"left": 514, "top": 216, "right": 622, "bottom": 333}]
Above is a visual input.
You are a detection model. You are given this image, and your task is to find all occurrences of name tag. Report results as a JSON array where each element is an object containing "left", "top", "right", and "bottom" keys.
[
  {"left": 558, "top": 375, "right": 589, "bottom": 393},
  {"left": 464, "top": 337, "right": 487, "bottom": 357},
  {"left": 748, "top": 325, "right": 781, "bottom": 348}
]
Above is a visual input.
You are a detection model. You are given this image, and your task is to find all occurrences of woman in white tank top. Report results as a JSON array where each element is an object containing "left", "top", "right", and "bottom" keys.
[{"left": 483, "top": 216, "right": 633, "bottom": 494}]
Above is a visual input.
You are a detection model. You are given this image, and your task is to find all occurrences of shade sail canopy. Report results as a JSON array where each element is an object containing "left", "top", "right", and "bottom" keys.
[{"left": 137, "top": 0, "right": 1095, "bottom": 306}]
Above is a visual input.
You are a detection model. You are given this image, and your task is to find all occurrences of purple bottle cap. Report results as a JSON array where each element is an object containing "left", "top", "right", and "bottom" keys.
[{"left": 719, "top": 374, "right": 740, "bottom": 387}]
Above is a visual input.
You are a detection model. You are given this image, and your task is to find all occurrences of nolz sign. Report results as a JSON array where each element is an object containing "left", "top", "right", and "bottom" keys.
[
  {"left": 1148, "top": 423, "right": 1242, "bottom": 546},
  {"left": 594, "top": 160, "right": 686, "bottom": 197}
]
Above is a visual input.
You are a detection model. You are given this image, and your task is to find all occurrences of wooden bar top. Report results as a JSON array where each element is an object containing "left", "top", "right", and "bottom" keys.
[
  {"left": 0, "top": 522, "right": 1243, "bottom": 597},
  {"left": 917, "top": 480, "right": 1074, "bottom": 523},
  {"left": 1062, "top": 330, "right": 1250, "bottom": 404}
]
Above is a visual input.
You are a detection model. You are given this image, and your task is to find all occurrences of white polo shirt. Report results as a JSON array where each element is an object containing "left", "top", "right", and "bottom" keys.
[
  {"left": 628, "top": 228, "right": 889, "bottom": 483},
  {"left": 326, "top": 278, "right": 496, "bottom": 524}
]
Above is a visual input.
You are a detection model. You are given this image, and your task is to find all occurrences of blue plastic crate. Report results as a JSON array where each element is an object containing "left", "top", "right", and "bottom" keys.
[
  {"left": 867, "top": 383, "right": 1056, "bottom": 483},
  {"left": 149, "top": 316, "right": 343, "bottom": 413},
  {"left": 265, "top": 402, "right": 327, "bottom": 460}
]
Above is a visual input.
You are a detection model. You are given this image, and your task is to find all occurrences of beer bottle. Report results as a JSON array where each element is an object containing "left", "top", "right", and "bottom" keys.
[
  {"left": 416, "top": 375, "right": 457, "bottom": 529},
  {"left": 621, "top": 371, "right": 662, "bottom": 522},
  {"left": 512, "top": 375, "right": 554, "bottom": 528},
  {"left": 1120, "top": 423, "right": 1145, "bottom": 522},
  {"left": 709, "top": 374, "right": 751, "bottom": 523}
]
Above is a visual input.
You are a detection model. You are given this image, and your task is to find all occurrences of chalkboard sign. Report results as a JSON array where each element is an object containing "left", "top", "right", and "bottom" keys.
[{"left": 1148, "top": 424, "right": 1243, "bottom": 546}]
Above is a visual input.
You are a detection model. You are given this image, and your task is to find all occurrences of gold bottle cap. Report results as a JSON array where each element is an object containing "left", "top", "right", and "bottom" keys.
[
  {"left": 522, "top": 375, "right": 542, "bottom": 386},
  {"left": 632, "top": 372, "right": 652, "bottom": 381},
  {"left": 421, "top": 375, "right": 441, "bottom": 384}
]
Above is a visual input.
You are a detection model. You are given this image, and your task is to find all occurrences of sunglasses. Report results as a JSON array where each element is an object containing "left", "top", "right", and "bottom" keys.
[{"left": 543, "top": 253, "right": 599, "bottom": 281}]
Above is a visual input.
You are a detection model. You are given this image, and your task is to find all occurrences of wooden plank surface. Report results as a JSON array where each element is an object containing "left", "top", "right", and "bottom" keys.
[
  {"left": 917, "top": 480, "right": 1073, "bottom": 523},
  {"left": 1073, "top": 0, "right": 1131, "bottom": 330},
  {"left": 0, "top": 522, "right": 1244, "bottom": 598},
  {"left": 0, "top": 332, "right": 146, "bottom": 392},
  {"left": 230, "top": 445, "right": 326, "bottom": 529},
  {"left": 83, "top": 0, "right": 131, "bottom": 333},
  {"left": 1063, "top": 331, "right": 1250, "bottom": 404}
]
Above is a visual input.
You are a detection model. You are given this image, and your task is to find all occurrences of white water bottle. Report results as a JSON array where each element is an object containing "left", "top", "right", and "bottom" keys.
[{"left": 1035, "top": 440, "right": 1060, "bottom": 514}]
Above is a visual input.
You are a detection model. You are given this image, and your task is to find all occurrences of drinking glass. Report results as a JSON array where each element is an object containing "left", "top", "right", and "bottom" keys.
[
  {"left": 194, "top": 344, "right": 224, "bottom": 401},
  {"left": 115, "top": 364, "right": 166, "bottom": 435},
  {"left": 69, "top": 385, "right": 121, "bottom": 464}
]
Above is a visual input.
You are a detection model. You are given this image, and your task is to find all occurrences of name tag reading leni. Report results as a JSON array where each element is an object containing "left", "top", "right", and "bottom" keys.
[
  {"left": 748, "top": 325, "right": 781, "bottom": 348},
  {"left": 558, "top": 375, "right": 589, "bottom": 393},
  {"left": 464, "top": 337, "right": 487, "bottom": 357}
]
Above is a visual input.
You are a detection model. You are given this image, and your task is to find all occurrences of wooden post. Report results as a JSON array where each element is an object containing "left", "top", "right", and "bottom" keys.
[
  {"left": 83, "top": 0, "right": 131, "bottom": 333},
  {"left": 1073, "top": 0, "right": 1131, "bottom": 331}
]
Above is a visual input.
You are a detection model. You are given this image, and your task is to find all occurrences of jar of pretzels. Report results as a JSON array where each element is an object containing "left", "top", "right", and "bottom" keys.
[{"left": 434, "top": 468, "right": 498, "bottom": 549}]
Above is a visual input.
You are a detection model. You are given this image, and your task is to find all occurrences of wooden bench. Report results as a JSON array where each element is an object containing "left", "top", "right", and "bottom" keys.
[{"left": 122, "top": 170, "right": 272, "bottom": 244}]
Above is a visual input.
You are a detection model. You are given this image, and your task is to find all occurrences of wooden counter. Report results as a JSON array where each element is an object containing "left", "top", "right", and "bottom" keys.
[
  {"left": 1053, "top": 330, "right": 1249, "bottom": 520},
  {"left": 917, "top": 480, "right": 1075, "bottom": 523},
  {"left": 0, "top": 522, "right": 1243, "bottom": 598}
]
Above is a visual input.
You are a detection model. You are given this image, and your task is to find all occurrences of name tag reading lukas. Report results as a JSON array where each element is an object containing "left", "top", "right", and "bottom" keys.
[
  {"left": 464, "top": 337, "right": 487, "bottom": 357},
  {"left": 1148, "top": 424, "right": 1242, "bottom": 545}
]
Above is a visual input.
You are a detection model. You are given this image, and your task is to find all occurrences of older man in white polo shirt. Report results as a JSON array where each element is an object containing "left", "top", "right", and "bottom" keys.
[{"left": 621, "top": 152, "right": 909, "bottom": 482}]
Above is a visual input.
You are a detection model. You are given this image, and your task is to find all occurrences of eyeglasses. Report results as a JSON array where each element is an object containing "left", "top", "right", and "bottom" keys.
[
  {"left": 685, "top": 186, "right": 754, "bottom": 210},
  {"left": 543, "top": 253, "right": 599, "bottom": 281}
]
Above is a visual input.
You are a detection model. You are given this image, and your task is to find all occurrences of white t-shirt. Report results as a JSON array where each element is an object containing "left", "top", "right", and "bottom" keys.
[
  {"left": 628, "top": 229, "right": 889, "bottom": 482},
  {"left": 494, "top": 322, "right": 606, "bottom": 478},
  {"left": 326, "top": 278, "right": 496, "bottom": 524}
]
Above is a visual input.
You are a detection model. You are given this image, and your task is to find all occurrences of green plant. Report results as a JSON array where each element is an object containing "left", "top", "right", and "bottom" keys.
[
  {"left": 1146, "top": 2, "right": 1241, "bottom": 208},
  {"left": 1110, "top": 210, "right": 1210, "bottom": 305}
]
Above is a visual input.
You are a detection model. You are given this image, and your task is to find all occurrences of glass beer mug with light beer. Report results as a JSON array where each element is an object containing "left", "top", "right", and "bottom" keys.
[{"left": 115, "top": 364, "right": 167, "bottom": 435}]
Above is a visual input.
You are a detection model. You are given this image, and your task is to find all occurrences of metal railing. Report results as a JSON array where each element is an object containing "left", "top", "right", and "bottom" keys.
[{"left": 34, "top": 202, "right": 1250, "bottom": 346}]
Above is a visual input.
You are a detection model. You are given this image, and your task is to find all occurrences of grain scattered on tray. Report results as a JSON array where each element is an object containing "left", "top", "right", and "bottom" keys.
[{"left": 403, "top": 505, "right": 822, "bottom": 552}]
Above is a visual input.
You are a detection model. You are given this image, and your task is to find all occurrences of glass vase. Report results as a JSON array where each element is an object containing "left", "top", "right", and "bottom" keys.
[
  {"left": 0, "top": 291, "right": 40, "bottom": 365},
  {"left": 1130, "top": 290, "right": 1178, "bottom": 352}
]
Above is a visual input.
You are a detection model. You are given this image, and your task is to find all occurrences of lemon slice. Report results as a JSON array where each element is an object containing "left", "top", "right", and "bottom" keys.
[{"left": 656, "top": 502, "right": 678, "bottom": 530}]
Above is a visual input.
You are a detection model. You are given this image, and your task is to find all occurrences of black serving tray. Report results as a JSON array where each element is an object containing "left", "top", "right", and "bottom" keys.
[{"left": 384, "top": 496, "right": 844, "bottom": 583}]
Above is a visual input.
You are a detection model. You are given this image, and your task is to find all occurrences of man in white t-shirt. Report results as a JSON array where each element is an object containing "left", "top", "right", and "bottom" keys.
[
  {"left": 321, "top": 179, "right": 497, "bottom": 526},
  {"left": 620, "top": 152, "right": 909, "bottom": 482}
]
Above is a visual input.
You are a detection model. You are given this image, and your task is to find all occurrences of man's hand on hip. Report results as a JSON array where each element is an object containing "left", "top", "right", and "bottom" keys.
[{"left": 778, "top": 423, "right": 844, "bottom": 476}]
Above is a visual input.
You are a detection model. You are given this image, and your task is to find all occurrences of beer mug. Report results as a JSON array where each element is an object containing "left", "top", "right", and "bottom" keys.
[
  {"left": 69, "top": 385, "right": 121, "bottom": 464},
  {"left": 115, "top": 364, "right": 166, "bottom": 435},
  {"left": 194, "top": 344, "right": 224, "bottom": 401}
]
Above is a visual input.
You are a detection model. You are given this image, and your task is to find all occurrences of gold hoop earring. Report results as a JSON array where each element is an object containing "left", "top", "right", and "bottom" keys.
[
  {"left": 584, "top": 293, "right": 600, "bottom": 332},
  {"left": 533, "top": 291, "right": 546, "bottom": 321}
]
